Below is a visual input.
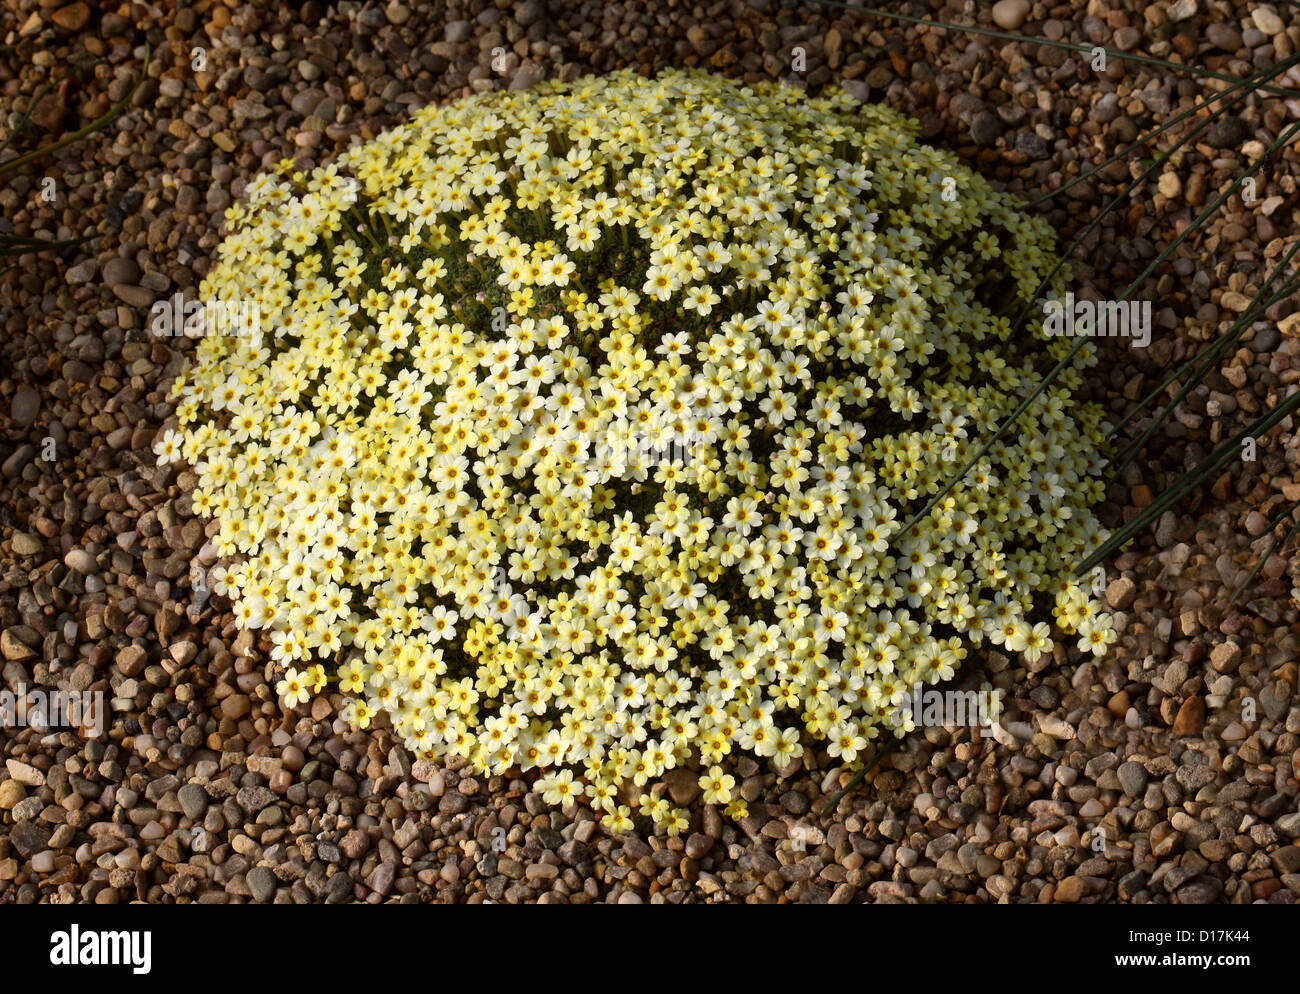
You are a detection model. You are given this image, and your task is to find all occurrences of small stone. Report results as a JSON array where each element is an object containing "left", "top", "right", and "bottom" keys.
[
  {"left": 178, "top": 784, "right": 208, "bottom": 820},
  {"left": 970, "top": 111, "right": 1001, "bottom": 146},
  {"left": 1117, "top": 761, "right": 1148, "bottom": 797},
  {"left": 1038, "top": 715, "right": 1074, "bottom": 740},
  {"left": 1055, "top": 875, "right": 1087, "bottom": 902},
  {"left": 112, "top": 284, "right": 154, "bottom": 308},
  {"left": 1221, "top": 291, "right": 1253, "bottom": 313},
  {"left": 247, "top": 865, "right": 276, "bottom": 902},
  {"left": 1154, "top": 511, "right": 1178, "bottom": 549},
  {"left": 1206, "top": 23, "right": 1242, "bottom": 50},
  {"left": 10, "top": 388, "right": 39, "bottom": 427},
  {"left": 340, "top": 829, "right": 370, "bottom": 859},
  {"left": 1273, "top": 846, "right": 1300, "bottom": 873},
  {"left": 1113, "top": 26, "right": 1142, "bottom": 50},
  {"left": 1252, "top": 6, "right": 1285, "bottom": 35},
  {"left": 1168, "top": 0, "right": 1198, "bottom": 21},
  {"left": 66, "top": 259, "right": 97, "bottom": 284},
  {"left": 11, "top": 822, "right": 50, "bottom": 857},
  {"left": 102, "top": 256, "right": 140, "bottom": 286},
  {"left": 63, "top": 549, "right": 95, "bottom": 575},
  {"left": 326, "top": 871, "right": 353, "bottom": 903},
  {"left": 236, "top": 785, "right": 277, "bottom": 815},
  {"left": 515, "top": 0, "right": 545, "bottom": 27},
  {"left": 1210, "top": 641, "right": 1241, "bottom": 673},
  {"left": 685, "top": 833, "right": 712, "bottom": 860},
  {"left": 1, "top": 630, "right": 35, "bottom": 662},
  {"left": 1105, "top": 576, "right": 1136, "bottom": 610},
  {"left": 51, "top": 2, "right": 90, "bottom": 30},
  {"left": 1206, "top": 116, "right": 1251, "bottom": 149},
  {"left": 365, "top": 861, "right": 395, "bottom": 896},
  {"left": 445, "top": 19, "right": 472, "bottom": 43},
  {"left": 5, "top": 761, "right": 43, "bottom": 787},
  {"left": 116, "top": 644, "right": 147, "bottom": 677},
  {"left": 1013, "top": 132, "right": 1048, "bottom": 159},
  {"left": 991, "top": 0, "right": 1030, "bottom": 30},
  {"left": 11, "top": 532, "right": 41, "bottom": 556},
  {"left": 663, "top": 768, "right": 700, "bottom": 806},
  {"left": 1150, "top": 823, "right": 1182, "bottom": 859},
  {"left": 509, "top": 63, "right": 544, "bottom": 90},
  {"left": 1172, "top": 696, "right": 1205, "bottom": 736},
  {"left": 840, "top": 80, "right": 869, "bottom": 103},
  {"left": 1176, "top": 880, "right": 1221, "bottom": 904},
  {"left": 30, "top": 851, "right": 55, "bottom": 874},
  {"left": 1250, "top": 326, "right": 1281, "bottom": 354},
  {"left": 0, "top": 780, "right": 25, "bottom": 810}
]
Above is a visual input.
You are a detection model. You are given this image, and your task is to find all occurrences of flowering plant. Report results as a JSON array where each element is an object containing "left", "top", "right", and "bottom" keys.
[{"left": 159, "top": 69, "right": 1113, "bottom": 830}]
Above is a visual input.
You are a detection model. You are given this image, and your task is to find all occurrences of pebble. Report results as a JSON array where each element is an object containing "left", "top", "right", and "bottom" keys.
[
  {"left": 66, "top": 259, "right": 97, "bottom": 284},
  {"left": 63, "top": 548, "right": 96, "bottom": 575},
  {"left": 1206, "top": 116, "right": 1252, "bottom": 149},
  {"left": 1252, "top": 7, "right": 1285, "bottom": 35},
  {"left": 1210, "top": 642, "right": 1241, "bottom": 673},
  {"left": 12, "top": 822, "right": 50, "bottom": 857},
  {"left": 178, "top": 784, "right": 208, "bottom": 820},
  {"left": 1054, "top": 876, "right": 1087, "bottom": 902},
  {"left": 1117, "top": 762, "right": 1148, "bottom": 797},
  {"left": 1172, "top": 697, "right": 1205, "bottom": 736},
  {"left": 991, "top": 0, "right": 1030, "bottom": 30},
  {"left": 115, "top": 645, "right": 147, "bottom": 677},
  {"left": 10, "top": 388, "right": 39, "bottom": 427},
  {"left": 0, "top": 780, "right": 25, "bottom": 810},
  {"left": 510, "top": 63, "right": 545, "bottom": 91},
  {"left": 102, "top": 256, "right": 140, "bottom": 286},
  {"left": 247, "top": 865, "right": 277, "bottom": 902},
  {"left": 1250, "top": 326, "right": 1281, "bottom": 354},
  {"left": 1206, "top": 23, "right": 1243, "bottom": 50},
  {"left": 1105, "top": 577, "right": 1137, "bottom": 610},
  {"left": 52, "top": 2, "right": 90, "bottom": 31},
  {"left": 970, "top": 111, "right": 1001, "bottom": 146},
  {"left": 11, "top": 532, "right": 41, "bottom": 556},
  {"left": 663, "top": 768, "right": 701, "bottom": 806}
]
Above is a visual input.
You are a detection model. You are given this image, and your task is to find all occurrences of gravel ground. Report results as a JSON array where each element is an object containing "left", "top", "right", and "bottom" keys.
[{"left": 2, "top": 0, "right": 1299, "bottom": 904}]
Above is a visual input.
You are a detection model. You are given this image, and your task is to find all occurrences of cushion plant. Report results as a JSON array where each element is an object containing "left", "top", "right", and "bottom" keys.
[{"left": 158, "top": 69, "right": 1114, "bottom": 830}]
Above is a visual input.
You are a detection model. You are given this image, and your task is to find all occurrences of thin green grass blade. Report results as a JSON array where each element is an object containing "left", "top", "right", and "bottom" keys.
[
  {"left": 1230, "top": 496, "right": 1300, "bottom": 603},
  {"left": 0, "top": 73, "right": 67, "bottom": 159},
  {"left": 0, "top": 44, "right": 151, "bottom": 180},
  {"left": 818, "top": 737, "right": 900, "bottom": 816},
  {"left": 0, "top": 232, "right": 97, "bottom": 255},
  {"left": 1110, "top": 244, "right": 1300, "bottom": 437},
  {"left": 1077, "top": 386, "right": 1300, "bottom": 575},
  {"left": 1031, "top": 53, "right": 1300, "bottom": 207},
  {"left": 998, "top": 57, "right": 1289, "bottom": 359},
  {"left": 1108, "top": 268, "right": 1300, "bottom": 477},
  {"left": 901, "top": 113, "right": 1300, "bottom": 540}
]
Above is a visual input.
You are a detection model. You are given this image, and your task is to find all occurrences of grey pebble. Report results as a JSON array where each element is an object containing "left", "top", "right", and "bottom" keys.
[
  {"left": 10, "top": 388, "right": 40, "bottom": 427},
  {"left": 247, "top": 865, "right": 276, "bottom": 902}
]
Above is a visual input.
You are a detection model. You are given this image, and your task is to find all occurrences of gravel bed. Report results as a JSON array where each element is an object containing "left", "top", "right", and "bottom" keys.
[{"left": 1, "top": 0, "right": 1298, "bottom": 903}]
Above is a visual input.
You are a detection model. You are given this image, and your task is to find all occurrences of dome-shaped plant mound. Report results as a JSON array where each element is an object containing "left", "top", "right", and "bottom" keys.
[{"left": 161, "top": 69, "right": 1114, "bottom": 830}]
